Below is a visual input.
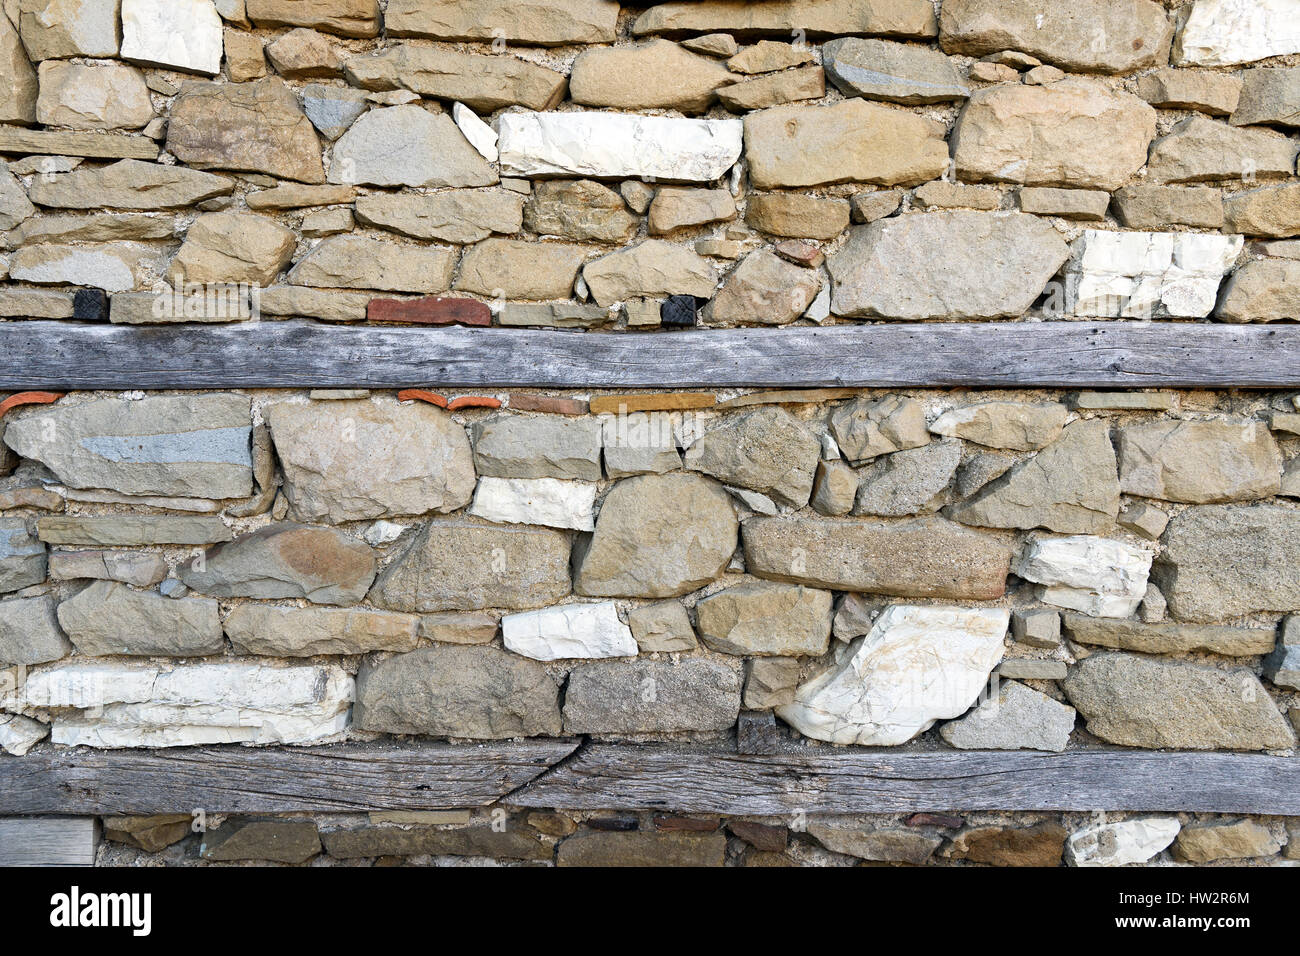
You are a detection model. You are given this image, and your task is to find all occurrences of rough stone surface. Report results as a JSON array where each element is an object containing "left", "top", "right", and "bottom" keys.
[
  {"left": 0, "top": 11, "right": 37, "bottom": 124},
  {"left": 201, "top": 820, "right": 321, "bottom": 863},
  {"left": 344, "top": 46, "right": 566, "bottom": 113},
  {"left": 702, "top": 249, "right": 821, "bottom": 327},
  {"left": 179, "top": 523, "right": 376, "bottom": 606},
  {"left": 949, "top": 420, "right": 1121, "bottom": 534},
  {"left": 0, "top": 595, "right": 69, "bottom": 664},
  {"left": 952, "top": 81, "right": 1156, "bottom": 191},
  {"left": 120, "top": 0, "right": 223, "bottom": 75},
  {"left": 570, "top": 40, "right": 735, "bottom": 114},
  {"left": 36, "top": 61, "right": 153, "bottom": 129},
  {"left": 563, "top": 658, "right": 742, "bottom": 735},
  {"left": 524, "top": 180, "right": 635, "bottom": 244},
  {"left": 57, "top": 580, "right": 222, "bottom": 657},
  {"left": 1066, "top": 817, "right": 1180, "bottom": 867},
  {"left": 1232, "top": 68, "right": 1300, "bottom": 128},
  {"left": 1111, "top": 185, "right": 1225, "bottom": 230},
  {"left": 471, "top": 415, "right": 601, "bottom": 481},
  {"left": 576, "top": 473, "right": 738, "bottom": 599},
  {"left": 245, "top": 0, "right": 380, "bottom": 38},
  {"left": 1174, "top": 821, "right": 1282, "bottom": 863},
  {"left": 330, "top": 106, "right": 493, "bottom": 189},
  {"left": 1138, "top": 67, "right": 1242, "bottom": 116},
  {"left": 582, "top": 240, "right": 716, "bottom": 307},
  {"left": 931, "top": 402, "right": 1069, "bottom": 452},
  {"left": 939, "top": 0, "right": 1172, "bottom": 73},
  {"left": 557, "top": 830, "right": 727, "bottom": 867},
  {"left": 718, "top": 65, "right": 825, "bottom": 111},
  {"left": 829, "top": 212, "right": 1069, "bottom": 321},
  {"left": 1061, "top": 613, "right": 1275, "bottom": 657},
  {"left": 288, "top": 236, "right": 457, "bottom": 293},
  {"left": 809, "top": 825, "right": 942, "bottom": 864},
  {"left": 224, "top": 604, "right": 419, "bottom": 656},
  {"left": 745, "top": 515, "right": 1011, "bottom": 600},
  {"left": 455, "top": 238, "right": 588, "bottom": 301},
  {"left": 47, "top": 550, "right": 167, "bottom": 588},
  {"left": 822, "top": 37, "right": 967, "bottom": 103},
  {"left": 779, "top": 605, "right": 1009, "bottom": 745},
  {"left": 1147, "top": 116, "right": 1298, "bottom": 184},
  {"left": 685, "top": 407, "right": 820, "bottom": 507},
  {"left": 940, "top": 680, "right": 1075, "bottom": 752},
  {"left": 497, "top": 110, "right": 742, "bottom": 183},
  {"left": 1062, "top": 652, "right": 1294, "bottom": 750},
  {"left": 1218, "top": 259, "right": 1300, "bottom": 323},
  {"left": 944, "top": 823, "right": 1067, "bottom": 867},
  {"left": 0, "top": 518, "right": 47, "bottom": 594},
  {"left": 632, "top": 0, "right": 939, "bottom": 42},
  {"left": 268, "top": 399, "right": 474, "bottom": 523},
  {"left": 502, "top": 601, "right": 635, "bottom": 661},
  {"left": 387, "top": 0, "right": 618, "bottom": 46},
  {"left": 1174, "top": 0, "right": 1300, "bottom": 67},
  {"left": 1223, "top": 183, "right": 1300, "bottom": 238},
  {"left": 696, "top": 582, "right": 832, "bottom": 656},
  {"left": 829, "top": 396, "right": 929, "bottom": 463},
  {"left": 355, "top": 645, "right": 561, "bottom": 739},
  {"left": 371, "top": 517, "right": 571, "bottom": 612},
  {"left": 628, "top": 601, "right": 697, "bottom": 653},
  {"left": 1014, "top": 535, "right": 1152, "bottom": 619},
  {"left": 18, "top": 0, "right": 120, "bottom": 59},
  {"left": 1117, "top": 419, "right": 1281, "bottom": 503},
  {"left": 469, "top": 476, "right": 596, "bottom": 532},
  {"left": 36, "top": 515, "right": 232, "bottom": 547},
  {"left": 1155, "top": 505, "right": 1300, "bottom": 622},
  {"left": 28, "top": 159, "right": 233, "bottom": 210},
  {"left": 172, "top": 211, "right": 296, "bottom": 286},
  {"left": 4, "top": 395, "right": 252, "bottom": 499},
  {"left": 167, "top": 78, "right": 324, "bottom": 184},
  {"left": 853, "top": 440, "right": 961, "bottom": 517},
  {"left": 745, "top": 99, "right": 948, "bottom": 189}
]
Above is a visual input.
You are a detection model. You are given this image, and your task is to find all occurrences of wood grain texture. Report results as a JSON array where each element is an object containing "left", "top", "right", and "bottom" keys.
[
  {"left": 1, "top": 320, "right": 1298, "bottom": 389},
  {"left": 0, "top": 817, "right": 97, "bottom": 866},
  {"left": 508, "top": 745, "right": 1300, "bottom": 815},
  {"left": 0, "top": 741, "right": 578, "bottom": 814}
]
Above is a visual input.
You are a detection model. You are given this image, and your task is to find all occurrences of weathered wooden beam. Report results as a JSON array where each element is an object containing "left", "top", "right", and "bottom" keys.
[
  {"left": 0, "top": 817, "right": 97, "bottom": 866},
  {"left": 508, "top": 746, "right": 1300, "bottom": 816},
  {"left": 1, "top": 320, "right": 1298, "bottom": 390},
  {"left": 0, "top": 741, "right": 578, "bottom": 814}
]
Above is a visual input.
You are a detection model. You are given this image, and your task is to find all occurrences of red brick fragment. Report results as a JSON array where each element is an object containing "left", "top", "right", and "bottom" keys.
[
  {"left": 0, "top": 391, "right": 64, "bottom": 418},
  {"left": 396, "top": 389, "right": 447, "bottom": 407},
  {"left": 774, "top": 239, "right": 824, "bottom": 269},
  {"left": 368, "top": 296, "right": 492, "bottom": 326},
  {"left": 507, "top": 394, "right": 590, "bottom": 416},
  {"left": 905, "top": 812, "right": 964, "bottom": 828},
  {"left": 727, "top": 820, "right": 788, "bottom": 853},
  {"left": 447, "top": 396, "right": 502, "bottom": 410}
]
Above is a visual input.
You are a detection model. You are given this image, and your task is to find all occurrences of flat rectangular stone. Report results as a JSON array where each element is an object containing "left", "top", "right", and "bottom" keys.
[
  {"left": 1072, "top": 391, "right": 1178, "bottom": 411},
  {"left": 1061, "top": 613, "right": 1276, "bottom": 656},
  {"left": 36, "top": 516, "right": 232, "bottom": 546},
  {"left": 257, "top": 285, "right": 372, "bottom": 322},
  {"left": 224, "top": 604, "right": 421, "bottom": 656},
  {"left": 496, "top": 111, "right": 743, "bottom": 183},
  {"left": 997, "top": 659, "right": 1069, "bottom": 681},
  {"left": 0, "top": 289, "right": 76, "bottom": 319},
  {"left": 0, "top": 126, "right": 158, "bottom": 160},
  {"left": 590, "top": 393, "right": 717, "bottom": 414}
]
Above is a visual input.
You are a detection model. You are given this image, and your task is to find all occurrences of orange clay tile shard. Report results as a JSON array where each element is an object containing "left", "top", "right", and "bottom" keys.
[
  {"left": 0, "top": 391, "right": 65, "bottom": 418},
  {"left": 589, "top": 393, "right": 716, "bottom": 414},
  {"left": 507, "top": 395, "right": 590, "bottom": 415},
  {"left": 447, "top": 396, "right": 502, "bottom": 410},
  {"left": 715, "top": 388, "right": 860, "bottom": 409},
  {"left": 396, "top": 389, "right": 448, "bottom": 407}
]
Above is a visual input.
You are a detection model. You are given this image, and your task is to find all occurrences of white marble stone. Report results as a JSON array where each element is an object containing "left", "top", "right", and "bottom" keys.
[
  {"left": 469, "top": 476, "right": 597, "bottom": 531},
  {"left": 1066, "top": 817, "right": 1182, "bottom": 866},
  {"left": 502, "top": 602, "right": 637, "bottom": 661},
  {"left": 120, "top": 0, "right": 224, "bottom": 76},
  {"left": 777, "top": 605, "right": 1010, "bottom": 746},
  {"left": 1015, "top": 536, "right": 1153, "bottom": 618},
  {"left": 496, "top": 110, "right": 744, "bottom": 183},
  {"left": 453, "top": 102, "right": 499, "bottom": 163},
  {"left": 0, "top": 712, "right": 48, "bottom": 755},
  {"left": 20, "top": 661, "right": 352, "bottom": 747},
  {"left": 1063, "top": 230, "right": 1243, "bottom": 318},
  {"left": 1175, "top": 0, "right": 1300, "bottom": 66}
]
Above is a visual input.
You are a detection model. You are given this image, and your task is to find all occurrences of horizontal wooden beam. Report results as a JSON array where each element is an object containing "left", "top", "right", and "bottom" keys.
[
  {"left": 0, "top": 741, "right": 578, "bottom": 814},
  {"left": 508, "top": 746, "right": 1300, "bottom": 816},
  {"left": 1, "top": 320, "right": 1298, "bottom": 390},
  {"left": 5, "top": 743, "right": 1298, "bottom": 816}
]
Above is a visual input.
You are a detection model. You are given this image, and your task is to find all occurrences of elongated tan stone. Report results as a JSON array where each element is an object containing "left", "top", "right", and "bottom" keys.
[{"left": 633, "top": 0, "right": 938, "bottom": 40}]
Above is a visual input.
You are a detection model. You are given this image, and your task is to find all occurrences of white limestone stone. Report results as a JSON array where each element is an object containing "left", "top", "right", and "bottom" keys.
[
  {"left": 20, "top": 661, "right": 352, "bottom": 747},
  {"left": 453, "top": 102, "right": 498, "bottom": 163},
  {"left": 1066, "top": 817, "right": 1182, "bottom": 867},
  {"left": 0, "top": 712, "right": 48, "bottom": 755},
  {"left": 469, "top": 476, "right": 597, "bottom": 531},
  {"left": 1063, "top": 230, "right": 1243, "bottom": 318},
  {"left": 777, "top": 605, "right": 1010, "bottom": 746},
  {"left": 496, "top": 110, "right": 744, "bottom": 183},
  {"left": 120, "top": 0, "right": 224, "bottom": 76},
  {"left": 1175, "top": 0, "right": 1300, "bottom": 67},
  {"left": 502, "top": 601, "right": 636, "bottom": 661},
  {"left": 1015, "top": 536, "right": 1153, "bottom": 619},
  {"left": 363, "top": 520, "right": 408, "bottom": 546}
]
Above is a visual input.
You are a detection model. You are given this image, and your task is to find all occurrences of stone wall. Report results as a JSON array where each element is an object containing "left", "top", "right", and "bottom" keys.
[
  {"left": 1, "top": 0, "right": 1299, "bottom": 867},
  {"left": 1, "top": 384, "right": 1298, "bottom": 865},
  {"left": 0, "top": 0, "right": 1297, "bottom": 327}
]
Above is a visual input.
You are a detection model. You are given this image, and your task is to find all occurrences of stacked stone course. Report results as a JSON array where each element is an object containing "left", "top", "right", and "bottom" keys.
[{"left": 0, "top": 0, "right": 1299, "bottom": 866}]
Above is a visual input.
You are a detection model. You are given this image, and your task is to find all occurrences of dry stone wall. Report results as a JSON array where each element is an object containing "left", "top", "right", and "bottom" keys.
[
  {"left": 0, "top": 0, "right": 1298, "bottom": 326},
  {"left": 1, "top": 0, "right": 1299, "bottom": 867}
]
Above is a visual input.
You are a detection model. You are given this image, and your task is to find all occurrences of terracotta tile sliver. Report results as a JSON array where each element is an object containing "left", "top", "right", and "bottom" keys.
[{"left": 0, "top": 391, "right": 65, "bottom": 418}]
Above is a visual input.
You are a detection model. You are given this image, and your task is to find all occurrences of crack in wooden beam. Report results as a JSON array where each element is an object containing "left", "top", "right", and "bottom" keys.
[{"left": 1, "top": 320, "right": 1298, "bottom": 389}]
